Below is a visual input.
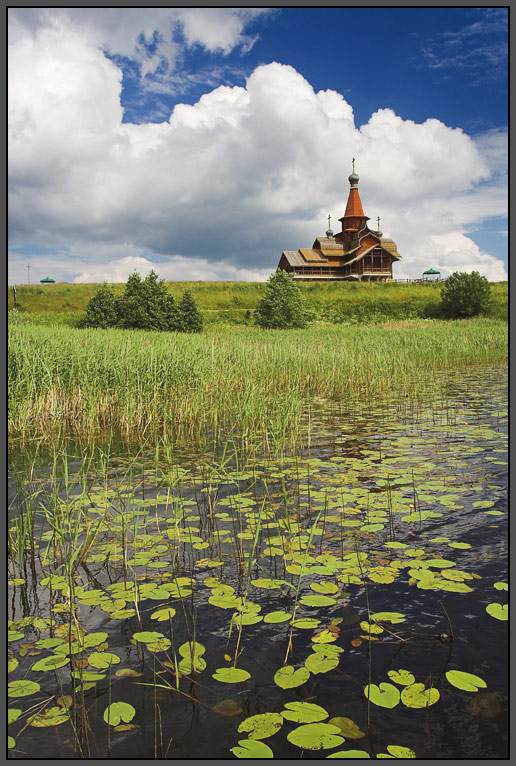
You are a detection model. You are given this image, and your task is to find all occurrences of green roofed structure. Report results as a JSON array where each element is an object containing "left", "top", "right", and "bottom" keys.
[
  {"left": 422, "top": 268, "right": 441, "bottom": 280},
  {"left": 40, "top": 276, "right": 56, "bottom": 283}
]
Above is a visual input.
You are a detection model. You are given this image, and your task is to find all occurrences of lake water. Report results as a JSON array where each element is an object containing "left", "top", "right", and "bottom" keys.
[{"left": 8, "top": 365, "right": 507, "bottom": 759}]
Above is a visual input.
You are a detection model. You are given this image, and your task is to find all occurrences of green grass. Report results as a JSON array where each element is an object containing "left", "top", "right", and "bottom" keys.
[
  {"left": 8, "top": 280, "right": 508, "bottom": 326},
  {"left": 8, "top": 317, "right": 507, "bottom": 445}
]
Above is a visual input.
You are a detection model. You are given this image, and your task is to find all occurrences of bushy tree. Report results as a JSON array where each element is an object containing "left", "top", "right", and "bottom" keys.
[
  {"left": 439, "top": 271, "right": 491, "bottom": 318},
  {"left": 82, "top": 282, "right": 119, "bottom": 328},
  {"left": 177, "top": 289, "right": 203, "bottom": 333},
  {"left": 254, "top": 270, "right": 310, "bottom": 329}
]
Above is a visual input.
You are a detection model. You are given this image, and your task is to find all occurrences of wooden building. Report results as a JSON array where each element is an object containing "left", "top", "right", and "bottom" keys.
[{"left": 278, "top": 164, "right": 401, "bottom": 281}]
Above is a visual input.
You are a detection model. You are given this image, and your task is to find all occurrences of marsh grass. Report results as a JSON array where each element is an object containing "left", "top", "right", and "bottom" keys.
[{"left": 9, "top": 319, "right": 507, "bottom": 446}]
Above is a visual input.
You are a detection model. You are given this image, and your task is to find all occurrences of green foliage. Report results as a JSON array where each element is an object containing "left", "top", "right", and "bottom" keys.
[
  {"left": 254, "top": 270, "right": 311, "bottom": 329},
  {"left": 81, "top": 282, "right": 119, "bottom": 328},
  {"left": 81, "top": 270, "right": 203, "bottom": 332},
  {"left": 439, "top": 271, "right": 491, "bottom": 318}
]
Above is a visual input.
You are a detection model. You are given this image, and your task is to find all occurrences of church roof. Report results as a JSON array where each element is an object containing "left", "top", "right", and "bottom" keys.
[{"left": 343, "top": 187, "right": 366, "bottom": 218}]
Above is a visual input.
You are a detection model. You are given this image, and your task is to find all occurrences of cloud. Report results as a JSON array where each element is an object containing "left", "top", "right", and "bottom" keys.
[{"left": 8, "top": 16, "right": 507, "bottom": 285}]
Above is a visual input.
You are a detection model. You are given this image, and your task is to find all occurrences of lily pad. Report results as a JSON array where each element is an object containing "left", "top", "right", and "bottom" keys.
[
  {"left": 28, "top": 706, "right": 69, "bottom": 727},
  {"left": 300, "top": 594, "right": 337, "bottom": 607},
  {"left": 388, "top": 669, "right": 416, "bottom": 686},
  {"left": 291, "top": 617, "right": 320, "bottom": 629},
  {"left": 237, "top": 712, "right": 283, "bottom": 740},
  {"left": 379, "top": 745, "right": 416, "bottom": 758},
  {"left": 104, "top": 701, "right": 136, "bottom": 726},
  {"left": 281, "top": 701, "right": 328, "bottom": 723},
  {"left": 212, "top": 667, "right": 250, "bottom": 684},
  {"left": 274, "top": 665, "right": 310, "bottom": 689},
  {"left": 401, "top": 683, "right": 440, "bottom": 708},
  {"left": 327, "top": 750, "right": 370, "bottom": 758},
  {"left": 445, "top": 670, "right": 487, "bottom": 692},
  {"left": 486, "top": 603, "right": 508, "bottom": 621},
  {"left": 8, "top": 680, "right": 40, "bottom": 697},
  {"left": 87, "top": 652, "right": 121, "bottom": 669},
  {"left": 31, "top": 655, "right": 69, "bottom": 672},
  {"left": 370, "top": 612, "right": 406, "bottom": 624},
  {"left": 328, "top": 717, "right": 365, "bottom": 739},
  {"left": 263, "top": 611, "right": 292, "bottom": 623},
  {"left": 133, "top": 631, "right": 166, "bottom": 644},
  {"left": 287, "top": 723, "right": 344, "bottom": 750},
  {"left": 364, "top": 683, "right": 400, "bottom": 709},
  {"left": 305, "top": 653, "right": 340, "bottom": 674},
  {"left": 231, "top": 739, "right": 274, "bottom": 758}
]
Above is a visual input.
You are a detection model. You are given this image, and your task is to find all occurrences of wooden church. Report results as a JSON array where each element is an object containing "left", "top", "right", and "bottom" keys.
[{"left": 278, "top": 162, "right": 401, "bottom": 281}]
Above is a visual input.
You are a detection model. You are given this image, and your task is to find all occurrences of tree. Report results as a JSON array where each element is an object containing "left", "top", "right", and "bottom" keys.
[
  {"left": 119, "top": 270, "right": 170, "bottom": 330},
  {"left": 439, "top": 271, "right": 491, "bottom": 318},
  {"left": 254, "top": 270, "right": 310, "bottom": 329},
  {"left": 82, "top": 282, "right": 119, "bottom": 328},
  {"left": 177, "top": 289, "right": 203, "bottom": 333}
]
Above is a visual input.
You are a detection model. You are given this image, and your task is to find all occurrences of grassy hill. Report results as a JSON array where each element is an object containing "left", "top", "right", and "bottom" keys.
[{"left": 8, "top": 279, "right": 508, "bottom": 327}]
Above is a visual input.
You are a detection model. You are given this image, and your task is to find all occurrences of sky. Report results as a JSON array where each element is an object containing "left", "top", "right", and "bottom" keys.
[{"left": 8, "top": 7, "right": 508, "bottom": 284}]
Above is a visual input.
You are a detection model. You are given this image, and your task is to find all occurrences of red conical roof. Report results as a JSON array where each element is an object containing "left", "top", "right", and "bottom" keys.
[{"left": 344, "top": 187, "right": 365, "bottom": 218}]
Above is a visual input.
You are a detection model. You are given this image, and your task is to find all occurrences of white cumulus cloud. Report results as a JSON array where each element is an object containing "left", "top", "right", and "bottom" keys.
[{"left": 8, "top": 11, "right": 507, "bottom": 284}]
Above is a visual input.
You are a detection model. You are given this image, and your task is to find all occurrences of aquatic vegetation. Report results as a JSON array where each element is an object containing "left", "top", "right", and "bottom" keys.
[{"left": 7, "top": 366, "right": 507, "bottom": 758}]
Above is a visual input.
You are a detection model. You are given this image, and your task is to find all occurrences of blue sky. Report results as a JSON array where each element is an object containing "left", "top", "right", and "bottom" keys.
[{"left": 8, "top": 7, "right": 507, "bottom": 283}]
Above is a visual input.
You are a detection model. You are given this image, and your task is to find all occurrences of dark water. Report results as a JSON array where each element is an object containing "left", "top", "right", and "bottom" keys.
[{"left": 8, "top": 366, "right": 507, "bottom": 759}]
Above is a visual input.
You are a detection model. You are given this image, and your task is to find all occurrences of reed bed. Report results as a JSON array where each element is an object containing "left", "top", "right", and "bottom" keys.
[{"left": 8, "top": 318, "right": 507, "bottom": 445}]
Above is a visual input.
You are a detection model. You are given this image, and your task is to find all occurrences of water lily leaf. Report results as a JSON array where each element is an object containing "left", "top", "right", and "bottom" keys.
[
  {"left": 8, "top": 736, "right": 15, "bottom": 749},
  {"left": 445, "top": 670, "right": 487, "bottom": 692},
  {"left": 494, "top": 582, "right": 508, "bottom": 591},
  {"left": 115, "top": 669, "right": 143, "bottom": 678},
  {"left": 300, "top": 594, "right": 337, "bottom": 607},
  {"left": 31, "top": 655, "right": 69, "bottom": 672},
  {"left": 447, "top": 542, "right": 471, "bottom": 549},
  {"left": 360, "top": 621, "right": 383, "bottom": 635},
  {"left": 150, "top": 607, "right": 176, "bottom": 621},
  {"left": 370, "top": 612, "right": 406, "bottom": 624},
  {"left": 305, "top": 653, "right": 340, "bottom": 674},
  {"left": 384, "top": 542, "right": 408, "bottom": 549},
  {"left": 263, "top": 611, "right": 292, "bottom": 623},
  {"left": 28, "top": 706, "right": 69, "bottom": 727},
  {"left": 291, "top": 618, "right": 320, "bottom": 629},
  {"left": 35, "top": 638, "right": 64, "bottom": 650},
  {"left": 425, "top": 559, "right": 456, "bottom": 569},
  {"left": 312, "top": 629, "right": 338, "bottom": 644},
  {"left": 8, "top": 709, "right": 22, "bottom": 724},
  {"left": 250, "top": 578, "right": 282, "bottom": 590},
  {"left": 281, "top": 701, "right": 328, "bottom": 723},
  {"left": 82, "top": 632, "right": 109, "bottom": 648},
  {"left": 401, "top": 683, "right": 439, "bottom": 708},
  {"left": 110, "top": 609, "right": 137, "bottom": 620},
  {"left": 311, "top": 582, "right": 339, "bottom": 595},
  {"left": 486, "top": 603, "right": 508, "bottom": 621},
  {"left": 71, "top": 670, "right": 106, "bottom": 681},
  {"left": 312, "top": 643, "right": 344, "bottom": 657},
  {"left": 213, "top": 699, "right": 242, "bottom": 716},
  {"left": 272, "top": 664, "right": 309, "bottom": 689},
  {"left": 388, "top": 669, "right": 415, "bottom": 686},
  {"left": 438, "top": 581, "right": 473, "bottom": 593},
  {"left": 8, "top": 631, "right": 24, "bottom": 642},
  {"left": 8, "top": 680, "right": 40, "bottom": 697},
  {"left": 287, "top": 723, "right": 343, "bottom": 750},
  {"left": 104, "top": 702, "right": 136, "bottom": 726},
  {"left": 380, "top": 745, "right": 416, "bottom": 758},
  {"left": 327, "top": 750, "right": 370, "bottom": 758},
  {"left": 133, "top": 631, "right": 166, "bottom": 644},
  {"left": 8, "top": 657, "right": 19, "bottom": 673},
  {"left": 467, "top": 691, "right": 501, "bottom": 718},
  {"left": 209, "top": 595, "right": 239, "bottom": 609},
  {"left": 237, "top": 712, "right": 283, "bottom": 740},
  {"left": 231, "top": 739, "right": 274, "bottom": 758},
  {"left": 212, "top": 667, "right": 250, "bottom": 684},
  {"left": 87, "top": 652, "right": 121, "bottom": 669},
  {"left": 364, "top": 683, "right": 400, "bottom": 709},
  {"left": 328, "top": 717, "right": 365, "bottom": 739},
  {"left": 231, "top": 613, "right": 263, "bottom": 626}
]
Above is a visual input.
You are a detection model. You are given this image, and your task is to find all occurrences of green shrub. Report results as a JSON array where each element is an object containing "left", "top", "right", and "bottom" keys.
[
  {"left": 81, "top": 282, "right": 119, "bottom": 328},
  {"left": 254, "top": 270, "right": 311, "bottom": 329},
  {"left": 439, "top": 271, "right": 491, "bottom": 319},
  {"left": 177, "top": 289, "right": 203, "bottom": 333}
]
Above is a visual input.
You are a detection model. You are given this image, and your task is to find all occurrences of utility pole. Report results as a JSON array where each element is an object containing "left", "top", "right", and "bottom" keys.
[{"left": 27, "top": 263, "right": 31, "bottom": 285}]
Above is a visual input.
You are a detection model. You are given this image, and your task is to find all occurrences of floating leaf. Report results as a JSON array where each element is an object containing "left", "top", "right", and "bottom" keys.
[
  {"left": 328, "top": 717, "right": 365, "bottom": 739},
  {"left": 305, "top": 653, "right": 339, "bottom": 674},
  {"left": 300, "top": 594, "right": 337, "bottom": 607},
  {"left": 467, "top": 692, "right": 501, "bottom": 718},
  {"left": 388, "top": 669, "right": 415, "bottom": 686},
  {"left": 311, "top": 582, "right": 339, "bottom": 595},
  {"left": 287, "top": 723, "right": 343, "bottom": 750},
  {"left": 237, "top": 712, "right": 283, "bottom": 740},
  {"left": 83, "top": 632, "right": 109, "bottom": 648},
  {"left": 447, "top": 542, "right": 471, "bottom": 550},
  {"left": 231, "top": 613, "right": 262, "bottom": 626},
  {"left": 35, "top": 638, "right": 64, "bottom": 650},
  {"left": 291, "top": 618, "right": 320, "bottom": 629},
  {"left": 281, "top": 701, "right": 328, "bottom": 723},
  {"left": 380, "top": 745, "right": 416, "bottom": 758},
  {"left": 263, "top": 611, "right": 292, "bottom": 624},
  {"left": 31, "top": 655, "right": 69, "bottom": 672},
  {"left": 494, "top": 582, "right": 508, "bottom": 591},
  {"left": 133, "top": 631, "right": 165, "bottom": 644},
  {"left": 8, "top": 709, "right": 22, "bottom": 724},
  {"left": 87, "top": 652, "right": 121, "bottom": 669},
  {"left": 104, "top": 702, "right": 136, "bottom": 726},
  {"left": 486, "top": 603, "right": 508, "bottom": 621},
  {"left": 445, "top": 670, "right": 487, "bottom": 692},
  {"left": 401, "top": 683, "right": 439, "bottom": 708},
  {"left": 150, "top": 607, "right": 176, "bottom": 621},
  {"left": 8, "top": 680, "right": 40, "bottom": 697},
  {"left": 360, "top": 621, "right": 383, "bottom": 635},
  {"left": 28, "top": 706, "right": 69, "bottom": 728},
  {"left": 213, "top": 699, "right": 243, "bottom": 716},
  {"left": 425, "top": 559, "right": 456, "bottom": 569},
  {"left": 8, "top": 631, "right": 24, "bottom": 642},
  {"left": 250, "top": 578, "right": 282, "bottom": 590},
  {"left": 312, "top": 629, "right": 338, "bottom": 644},
  {"left": 116, "top": 668, "right": 143, "bottom": 678},
  {"left": 212, "top": 667, "right": 250, "bottom": 684},
  {"left": 328, "top": 750, "right": 370, "bottom": 758},
  {"left": 370, "top": 612, "right": 406, "bottom": 624},
  {"left": 274, "top": 665, "right": 310, "bottom": 689},
  {"left": 231, "top": 739, "right": 274, "bottom": 758},
  {"left": 364, "top": 683, "right": 400, "bottom": 709}
]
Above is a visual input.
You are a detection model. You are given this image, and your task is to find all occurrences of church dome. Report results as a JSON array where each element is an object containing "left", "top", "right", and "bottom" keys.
[{"left": 348, "top": 171, "right": 359, "bottom": 184}]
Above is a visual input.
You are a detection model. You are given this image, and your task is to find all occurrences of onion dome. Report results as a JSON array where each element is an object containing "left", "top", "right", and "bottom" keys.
[{"left": 348, "top": 171, "right": 359, "bottom": 188}]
